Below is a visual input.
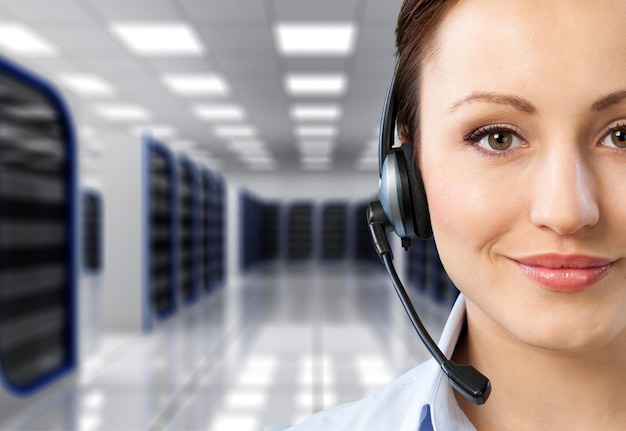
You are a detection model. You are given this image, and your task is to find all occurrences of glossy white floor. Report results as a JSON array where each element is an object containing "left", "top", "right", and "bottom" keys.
[{"left": 0, "top": 262, "right": 455, "bottom": 431}]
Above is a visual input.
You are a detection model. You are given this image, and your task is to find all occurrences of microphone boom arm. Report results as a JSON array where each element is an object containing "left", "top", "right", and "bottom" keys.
[{"left": 367, "top": 201, "right": 491, "bottom": 405}]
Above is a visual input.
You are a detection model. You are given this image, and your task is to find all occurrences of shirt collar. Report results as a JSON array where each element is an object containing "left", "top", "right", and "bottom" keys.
[
  {"left": 420, "top": 294, "right": 477, "bottom": 431},
  {"left": 439, "top": 293, "right": 468, "bottom": 357}
]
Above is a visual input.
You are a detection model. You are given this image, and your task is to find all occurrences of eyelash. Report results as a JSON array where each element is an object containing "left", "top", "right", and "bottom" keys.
[
  {"left": 601, "top": 121, "right": 626, "bottom": 148},
  {"left": 463, "top": 121, "right": 626, "bottom": 158},
  {"left": 463, "top": 124, "right": 523, "bottom": 158}
]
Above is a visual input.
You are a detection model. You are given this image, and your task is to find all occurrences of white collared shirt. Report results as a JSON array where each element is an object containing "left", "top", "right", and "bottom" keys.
[{"left": 265, "top": 294, "right": 476, "bottom": 431}]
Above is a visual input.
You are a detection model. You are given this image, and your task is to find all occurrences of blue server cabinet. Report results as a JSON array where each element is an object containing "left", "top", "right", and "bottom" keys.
[
  {"left": 239, "top": 190, "right": 260, "bottom": 271},
  {"left": 321, "top": 202, "right": 348, "bottom": 260},
  {"left": 353, "top": 201, "right": 380, "bottom": 264},
  {"left": 0, "top": 56, "right": 77, "bottom": 395},
  {"left": 81, "top": 189, "right": 103, "bottom": 274},
  {"left": 198, "top": 168, "right": 210, "bottom": 292},
  {"left": 144, "top": 136, "right": 177, "bottom": 322},
  {"left": 209, "top": 173, "right": 226, "bottom": 288},
  {"left": 178, "top": 156, "right": 199, "bottom": 304},
  {"left": 199, "top": 167, "right": 226, "bottom": 292},
  {"left": 287, "top": 202, "right": 314, "bottom": 261},
  {"left": 259, "top": 201, "right": 280, "bottom": 261},
  {"left": 406, "top": 238, "right": 428, "bottom": 293},
  {"left": 407, "top": 237, "right": 458, "bottom": 305}
]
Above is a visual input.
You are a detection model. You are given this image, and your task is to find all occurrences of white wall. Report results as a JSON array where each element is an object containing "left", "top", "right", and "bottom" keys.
[
  {"left": 226, "top": 172, "right": 379, "bottom": 202},
  {"left": 101, "top": 133, "right": 146, "bottom": 334}
]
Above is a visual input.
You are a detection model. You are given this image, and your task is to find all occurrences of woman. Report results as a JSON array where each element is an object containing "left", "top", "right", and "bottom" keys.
[{"left": 268, "top": 0, "right": 626, "bottom": 429}]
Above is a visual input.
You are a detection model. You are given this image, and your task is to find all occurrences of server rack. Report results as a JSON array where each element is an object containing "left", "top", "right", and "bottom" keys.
[
  {"left": 198, "top": 169, "right": 210, "bottom": 292},
  {"left": 405, "top": 237, "right": 459, "bottom": 305},
  {"left": 178, "top": 156, "right": 199, "bottom": 304},
  {"left": 145, "top": 136, "right": 177, "bottom": 321},
  {"left": 321, "top": 202, "right": 348, "bottom": 260},
  {"left": 0, "top": 57, "right": 76, "bottom": 394},
  {"left": 287, "top": 202, "right": 313, "bottom": 261},
  {"left": 81, "top": 189, "right": 103, "bottom": 274},
  {"left": 259, "top": 202, "right": 280, "bottom": 261},
  {"left": 424, "top": 238, "right": 458, "bottom": 304},
  {"left": 239, "top": 191, "right": 260, "bottom": 271},
  {"left": 213, "top": 175, "right": 226, "bottom": 286},
  {"left": 207, "top": 173, "right": 225, "bottom": 288},
  {"left": 406, "top": 238, "right": 428, "bottom": 292},
  {"left": 352, "top": 201, "right": 379, "bottom": 264}
]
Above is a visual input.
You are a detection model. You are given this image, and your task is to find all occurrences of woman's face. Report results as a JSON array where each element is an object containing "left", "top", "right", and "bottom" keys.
[{"left": 420, "top": 0, "right": 626, "bottom": 351}]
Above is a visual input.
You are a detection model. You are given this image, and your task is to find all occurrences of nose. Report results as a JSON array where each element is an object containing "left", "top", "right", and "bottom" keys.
[{"left": 529, "top": 150, "right": 599, "bottom": 235}]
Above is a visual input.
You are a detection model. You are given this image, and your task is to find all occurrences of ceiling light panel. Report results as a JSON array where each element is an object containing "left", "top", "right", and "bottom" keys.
[
  {"left": 302, "top": 162, "right": 331, "bottom": 171},
  {"left": 235, "top": 149, "right": 269, "bottom": 159},
  {"left": 239, "top": 154, "right": 275, "bottom": 163},
  {"left": 298, "top": 140, "right": 335, "bottom": 154},
  {"left": 247, "top": 162, "right": 277, "bottom": 171},
  {"left": 301, "top": 155, "right": 331, "bottom": 163},
  {"left": 110, "top": 22, "right": 204, "bottom": 55},
  {"left": 241, "top": 153, "right": 277, "bottom": 169},
  {"left": 295, "top": 126, "right": 336, "bottom": 138},
  {"left": 285, "top": 74, "right": 347, "bottom": 96},
  {"left": 130, "top": 125, "right": 177, "bottom": 138},
  {"left": 58, "top": 74, "right": 116, "bottom": 97},
  {"left": 94, "top": 104, "right": 152, "bottom": 121},
  {"left": 193, "top": 104, "right": 246, "bottom": 121},
  {"left": 227, "top": 140, "right": 267, "bottom": 153},
  {"left": 291, "top": 104, "right": 342, "bottom": 121},
  {"left": 162, "top": 74, "right": 229, "bottom": 96},
  {"left": 214, "top": 125, "right": 257, "bottom": 138},
  {"left": 0, "top": 23, "right": 58, "bottom": 56},
  {"left": 274, "top": 22, "right": 357, "bottom": 56}
]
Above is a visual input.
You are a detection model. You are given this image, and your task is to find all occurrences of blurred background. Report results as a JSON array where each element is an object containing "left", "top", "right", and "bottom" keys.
[{"left": 0, "top": 0, "right": 460, "bottom": 430}]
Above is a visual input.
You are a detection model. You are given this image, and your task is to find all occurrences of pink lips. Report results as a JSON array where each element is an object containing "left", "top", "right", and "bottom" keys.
[{"left": 513, "top": 254, "right": 613, "bottom": 292}]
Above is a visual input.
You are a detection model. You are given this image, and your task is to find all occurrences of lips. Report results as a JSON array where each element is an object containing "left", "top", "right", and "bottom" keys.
[{"left": 512, "top": 254, "right": 614, "bottom": 292}]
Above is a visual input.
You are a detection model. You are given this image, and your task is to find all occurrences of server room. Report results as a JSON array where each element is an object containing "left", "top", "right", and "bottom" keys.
[{"left": 2, "top": 0, "right": 626, "bottom": 430}]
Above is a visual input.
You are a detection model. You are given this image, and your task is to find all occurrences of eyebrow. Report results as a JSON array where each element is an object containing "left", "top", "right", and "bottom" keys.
[
  {"left": 590, "top": 90, "right": 626, "bottom": 112},
  {"left": 449, "top": 92, "right": 537, "bottom": 114},
  {"left": 449, "top": 90, "right": 626, "bottom": 114}
]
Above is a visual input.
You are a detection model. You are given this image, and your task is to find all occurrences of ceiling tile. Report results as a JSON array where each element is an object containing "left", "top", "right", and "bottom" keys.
[
  {"left": 82, "top": 0, "right": 181, "bottom": 20},
  {"left": 37, "top": 26, "right": 123, "bottom": 55},
  {"left": 179, "top": 0, "right": 269, "bottom": 22},
  {"left": 0, "top": 0, "right": 94, "bottom": 22},
  {"left": 363, "top": 0, "right": 404, "bottom": 23},
  {"left": 272, "top": 0, "right": 359, "bottom": 20}
]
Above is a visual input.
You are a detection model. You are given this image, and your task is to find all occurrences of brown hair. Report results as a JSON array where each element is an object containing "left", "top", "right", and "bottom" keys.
[{"left": 395, "top": 0, "right": 460, "bottom": 143}]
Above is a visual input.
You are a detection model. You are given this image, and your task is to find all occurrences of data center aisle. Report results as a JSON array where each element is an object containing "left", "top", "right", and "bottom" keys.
[{"left": 0, "top": 263, "right": 452, "bottom": 431}]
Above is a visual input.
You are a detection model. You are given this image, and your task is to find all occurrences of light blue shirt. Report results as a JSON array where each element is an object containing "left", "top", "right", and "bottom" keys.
[{"left": 265, "top": 294, "right": 476, "bottom": 431}]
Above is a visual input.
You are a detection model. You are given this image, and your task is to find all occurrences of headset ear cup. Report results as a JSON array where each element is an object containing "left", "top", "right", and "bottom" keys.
[
  {"left": 379, "top": 150, "right": 414, "bottom": 238},
  {"left": 399, "top": 143, "right": 432, "bottom": 239}
]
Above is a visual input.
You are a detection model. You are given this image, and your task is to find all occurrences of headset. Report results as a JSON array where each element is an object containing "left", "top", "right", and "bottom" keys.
[{"left": 367, "top": 61, "right": 492, "bottom": 405}]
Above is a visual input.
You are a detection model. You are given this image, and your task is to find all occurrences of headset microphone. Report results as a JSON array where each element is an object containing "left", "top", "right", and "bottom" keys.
[{"left": 369, "top": 60, "right": 491, "bottom": 406}]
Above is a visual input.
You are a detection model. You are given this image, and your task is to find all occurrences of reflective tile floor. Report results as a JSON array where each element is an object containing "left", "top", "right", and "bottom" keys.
[{"left": 0, "top": 262, "right": 455, "bottom": 431}]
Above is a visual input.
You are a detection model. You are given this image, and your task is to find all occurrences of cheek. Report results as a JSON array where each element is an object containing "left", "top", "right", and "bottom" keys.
[
  {"left": 421, "top": 163, "right": 524, "bottom": 279},
  {"left": 424, "top": 171, "right": 497, "bottom": 245},
  {"left": 423, "top": 175, "right": 483, "bottom": 297}
]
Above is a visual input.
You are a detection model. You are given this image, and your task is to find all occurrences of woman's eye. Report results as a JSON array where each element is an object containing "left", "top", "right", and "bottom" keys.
[
  {"left": 476, "top": 131, "right": 523, "bottom": 151},
  {"left": 600, "top": 129, "right": 626, "bottom": 148}
]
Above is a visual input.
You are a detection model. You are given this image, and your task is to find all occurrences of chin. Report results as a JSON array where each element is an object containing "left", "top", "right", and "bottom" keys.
[{"left": 506, "top": 304, "right": 625, "bottom": 354}]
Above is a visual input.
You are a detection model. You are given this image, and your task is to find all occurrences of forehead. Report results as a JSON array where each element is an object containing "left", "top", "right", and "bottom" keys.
[{"left": 421, "top": 0, "right": 626, "bottom": 110}]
